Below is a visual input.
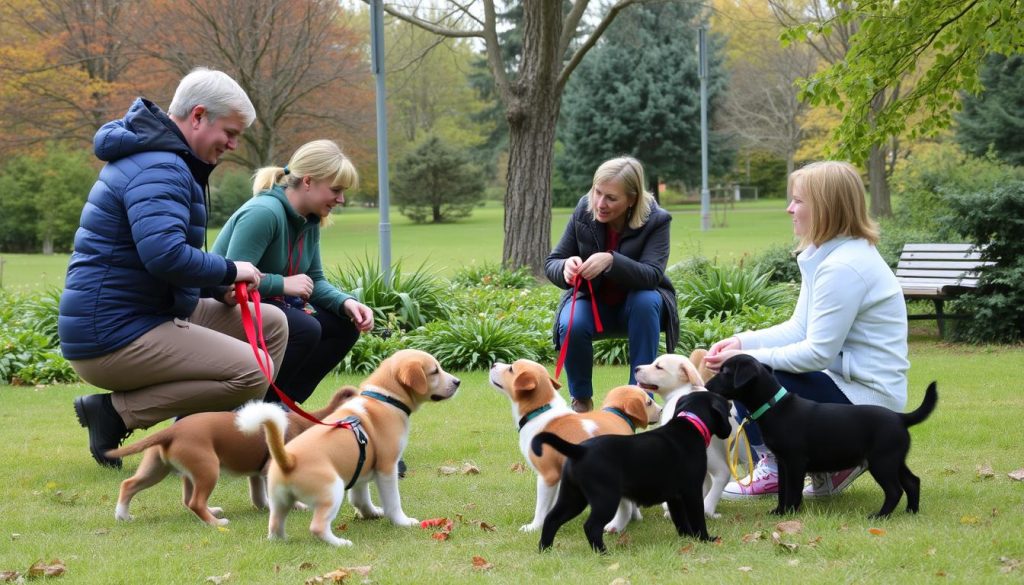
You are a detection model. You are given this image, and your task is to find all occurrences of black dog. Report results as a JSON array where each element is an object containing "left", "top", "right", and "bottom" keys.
[
  {"left": 531, "top": 391, "right": 732, "bottom": 553},
  {"left": 706, "top": 354, "right": 938, "bottom": 518}
]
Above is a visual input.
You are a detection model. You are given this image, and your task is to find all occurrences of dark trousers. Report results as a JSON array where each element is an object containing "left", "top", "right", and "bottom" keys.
[
  {"left": 265, "top": 300, "right": 360, "bottom": 404},
  {"left": 735, "top": 369, "right": 852, "bottom": 447}
]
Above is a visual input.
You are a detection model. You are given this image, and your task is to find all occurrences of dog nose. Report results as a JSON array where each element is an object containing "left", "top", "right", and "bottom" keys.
[
  {"left": 634, "top": 366, "right": 641, "bottom": 373},
  {"left": 453, "top": 378, "right": 461, "bottom": 387}
]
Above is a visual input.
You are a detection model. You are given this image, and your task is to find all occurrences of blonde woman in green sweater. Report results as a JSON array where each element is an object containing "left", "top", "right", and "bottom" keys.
[{"left": 213, "top": 139, "right": 373, "bottom": 404}]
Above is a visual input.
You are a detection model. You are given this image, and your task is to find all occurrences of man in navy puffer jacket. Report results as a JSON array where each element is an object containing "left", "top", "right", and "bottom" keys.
[{"left": 59, "top": 68, "right": 288, "bottom": 468}]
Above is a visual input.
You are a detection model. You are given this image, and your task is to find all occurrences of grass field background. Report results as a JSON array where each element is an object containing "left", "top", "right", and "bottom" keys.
[{"left": 0, "top": 199, "right": 792, "bottom": 294}]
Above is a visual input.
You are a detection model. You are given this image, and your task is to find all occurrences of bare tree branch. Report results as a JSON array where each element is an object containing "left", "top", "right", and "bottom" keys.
[{"left": 557, "top": 0, "right": 640, "bottom": 90}]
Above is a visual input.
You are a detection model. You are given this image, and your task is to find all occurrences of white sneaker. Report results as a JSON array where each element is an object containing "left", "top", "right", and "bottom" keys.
[
  {"left": 804, "top": 464, "right": 867, "bottom": 498},
  {"left": 722, "top": 454, "right": 779, "bottom": 499}
]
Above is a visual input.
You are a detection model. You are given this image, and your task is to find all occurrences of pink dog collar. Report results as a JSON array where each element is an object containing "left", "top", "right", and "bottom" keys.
[{"left": 677, "top": 411, "right": 711, "bottom": 448}]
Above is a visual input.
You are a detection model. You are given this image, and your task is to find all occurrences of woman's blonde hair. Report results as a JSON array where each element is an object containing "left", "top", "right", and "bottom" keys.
[
  {"left": 789, "top": 160, "right": 879, "bottom": 248},
  {"left": 252, "top": 139, "right": 359, "bottom": 225},
  {"left": 586, "top": 156, "right": 655, "bottom": 230}
]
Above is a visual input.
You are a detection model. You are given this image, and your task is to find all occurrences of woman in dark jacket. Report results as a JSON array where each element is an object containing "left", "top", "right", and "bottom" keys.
[{"left": 545, "top": 157, "right": 678, "bottom": 412}]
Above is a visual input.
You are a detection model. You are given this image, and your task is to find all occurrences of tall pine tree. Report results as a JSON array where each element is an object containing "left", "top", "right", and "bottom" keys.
[
  {"left": 956, "top": 54, "right": 1024, "bottom": 166},
  {"left": 557, "top": 2, "right": 732, "bottom": 199}
]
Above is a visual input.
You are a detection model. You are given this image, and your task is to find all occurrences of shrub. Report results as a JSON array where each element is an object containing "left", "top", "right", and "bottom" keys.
[
  {"left": 940, "top": 181, "right": 1024, "bottom": 343},
  {"left": 675, "top": 262, "right": 793, "bottom": 320},
  {"left": 405, "top": 316, "right": 541, "bottom": 371},
  {"left": 330, "top": 256, "right": 452, "bottom": 332},
  {"left": 751, "top": 242, "right": 800, "bottom": 284},
  {"left": 0, "top": 290, "right": 77, "bottom": 384},
  {"left": 450, "top": 261, "right": 537, "bottom": 289},
  {"left": 393, "top": 136, "right": 486, "bottom": 223},
  {"left": 339, "top": 331, "right": 408, "bottom": 375}
]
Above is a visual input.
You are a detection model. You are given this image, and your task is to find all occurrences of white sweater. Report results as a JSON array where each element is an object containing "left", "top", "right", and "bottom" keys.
[{"left": 737, "top": 237, "right": 909, "bottom": 410}]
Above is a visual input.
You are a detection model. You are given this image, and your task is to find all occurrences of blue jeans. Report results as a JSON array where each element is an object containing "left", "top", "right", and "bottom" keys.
[
  {"left": 735, "top": 369, "right": 852, "bottom": 447},
  {"left": 557, "top": 289, "right": 662, "bottom": 400}
]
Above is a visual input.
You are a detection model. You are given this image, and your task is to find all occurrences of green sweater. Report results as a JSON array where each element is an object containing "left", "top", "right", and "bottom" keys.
[{"left": 212, "top": 186, "right": 352, "bottom": 315}]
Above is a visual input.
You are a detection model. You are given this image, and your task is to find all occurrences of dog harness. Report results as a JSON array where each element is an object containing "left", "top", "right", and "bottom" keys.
[
  {"left": 748, "top": 388, "right": 789, "bottom": 421},
  {"left": 336, "top": 416, "right": 369, "bottom": 490},
  {"left": 361, "top": 390, "right": 412, "bottom": 416},
  {"left": 518, "top": 404, "right": 552, "bottom": 431},
  {"left": 602, "top": 407, "right": 636, "bottom": 432},
  {"left": 676, "top": 411, "right": 711, "bottom": 448}
]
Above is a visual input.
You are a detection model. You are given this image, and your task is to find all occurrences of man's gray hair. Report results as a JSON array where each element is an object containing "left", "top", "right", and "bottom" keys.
[{"left": 168, "top": 67, "right": 256, "bottom": 127}]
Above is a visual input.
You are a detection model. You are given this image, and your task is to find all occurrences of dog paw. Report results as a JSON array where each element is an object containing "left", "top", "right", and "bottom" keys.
[
  {"left": 320, "top": 534, "right": 353, "bottom": 547},
  {"left": 208, "top": 506, "right": 224, "bottom": 518},
  {"left": 519, "top": 523, "right": 541, "bottom": 533},
  {"left": 603, "top": 523, "right": 626, "bottom": 534},
  {"left": 390, "top": 515, "right": 419, "bottom": 527},
  {"left": 292, "top": 502, "right": 308, "bottom": 512},
  {"left": 208, "top": 517, "right": 229, "bottom": 527},
  {"left": 705, "top": 510, "right": 722, "bottom": 519},
  {"left": 356, "top": 505, "right": 384, "bottom": 519},
  {"left": 115, "top": 511, "right": 133, "bottom": 522}
]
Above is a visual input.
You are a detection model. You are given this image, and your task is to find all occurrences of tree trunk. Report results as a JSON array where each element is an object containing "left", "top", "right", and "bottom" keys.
[
  {"left": 649, "top": 173, "right": 660, "bottom": 204},
  {"left": 433, "top": 204, "right": 442, "bottom": 223},
  {"left": 501, "top": 2, "right": 564, "bottom": 275},
  {"left": 867, "top": 144, "right": 891, "bottom": 218}
]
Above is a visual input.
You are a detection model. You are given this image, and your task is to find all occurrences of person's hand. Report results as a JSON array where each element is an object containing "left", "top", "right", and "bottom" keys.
[
  {"left": 222, "top": 284, "right": 239, "bottom": 306},
  {"left": 343, "top": 298, "right": 375, "bottom": 333},
  {"left": 234, "top": 261, "right": 263, "bottom": 289},
  {"left": 578, "top": 252, "right": 613, "bottom": 281},
  {"left": 563, "top": 256, "right": 582, "bottom": 285},
  {"left": 707, "top": 336, "right": 741, "bottom": 358},
  {"left": 703, "top": 345, "right": 745, "bottom": 373},
  {"left": 283, "top": 274, "right": 314, "bottom": 300}
]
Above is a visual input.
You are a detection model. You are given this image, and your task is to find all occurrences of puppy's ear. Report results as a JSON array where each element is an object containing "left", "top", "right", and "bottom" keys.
[
  {"left": 511, "top": 370, "right": 537, "bottom": 399},
  {"left": 729, "top": 356, "right": 759, "bottom": 392},
  {"left": 398, "top": 360, "right": 429, "bottom": 395},
  {"left": 680, "top": 358, "right": 706, "bottom": 388},
  {"left": 709, "top": 395, "right": 734, "bottom": 440},
  {"left": 621, "top": 393, "right": 649, "bottom": 429}
]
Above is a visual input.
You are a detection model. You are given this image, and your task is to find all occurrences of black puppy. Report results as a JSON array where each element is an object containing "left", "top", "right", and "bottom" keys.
[
  {"left": 706, "top": 354, "right": 938, "bottom": 518},
  {"left": 531, "top": 391, "right": 732, "bottom": 553}
]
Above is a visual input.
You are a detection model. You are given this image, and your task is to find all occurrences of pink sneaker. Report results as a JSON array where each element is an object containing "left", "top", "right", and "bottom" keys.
[
  {"left": 804, "top": 464, "right": 867, "bottom": 498},
  {"left": 722, "top": 454, "right": 778, "bottom": 499}
]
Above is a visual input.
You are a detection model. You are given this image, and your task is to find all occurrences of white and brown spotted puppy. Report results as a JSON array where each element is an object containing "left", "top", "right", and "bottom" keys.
[
  {"left": 634, "top": 349, "right": 740, "bottom": 519},
  {"left": 237, "top": 349, "right": 460, "bottom": 547},
  {"left": 489, "top": 359, "right": 661, "bottom": 533},
  {"left": 106, "top": 387, "right": 356, "bottom": 526}
]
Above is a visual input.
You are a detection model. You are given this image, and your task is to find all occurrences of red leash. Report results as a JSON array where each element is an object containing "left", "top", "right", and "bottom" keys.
[
  {"left": 554, "top": 276, "right": 603, "bottom": 380},
  {"left": 234, "top": 283, "right": 346, "bottom": 428}
]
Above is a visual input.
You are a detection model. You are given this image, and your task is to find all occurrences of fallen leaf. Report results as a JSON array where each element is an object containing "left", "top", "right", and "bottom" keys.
[
  {"left": 960, "top": 515, "right": 980, "bottom": 525},
  {"left": 775, "top": 520, "right": 803, "bottom": 534},
  {"left": 431, "top": 532, "right": 449, "bottom": 541},
  {"left": 335, "top": 523, "right": 348, "bottom": 532},
  {"left": 868, "top": 528, "right": 886, "bottom": 536},
  {"left": 477, "top": 521, "right": 496, "bottom": 532},
  {"left": 216, "top": 526, "right": 229, "bottom": 532},
  {"left": 299, "top": 562, "right": 315, "bottom": 570},
  {"left": 976, "top": 464, "right": 995, "bottom": 479},
  {"left": 942, "top": 467, "right": 957, "bottom": 475},
  {"left": 460, "top": 463, "right": 481, "bottom": 475},
  {"left": 615, "top": 532, "right": 631, "bottom": 546},
  {"left": 926, "top": 548, "right": 936, "bottom": 557},
  {"left": 471, "top": 556, "right": 494, "bottom": 571},
  {"left": 787, "top": 559, "right": 800, "bottom": 566},
  {"left": 771, "top": 532, "right": 799, "bottom": 553},
  {"left": 935, "top": 570, "right": 947, "bottom": 577},
  {"left": 741, "top": 531, "right": 764, "bottom": 543},
  {"left": 806, "top": 536, "right": 823, "bottom": 548},
  {"left": 677, "top": 544, "right": 694, "bottom": 554},
  {"left": 838, "top": 524, "right": 849, "bottom": 532},
  {"left": 992, "top": 508, "right": 999, "bottom": 517},
  {"left": 999, "top": 556, "right": 1021, "bottom": 573},
  {"left": 206, "top": 573, "right": 231, "bottom": 584},
  {"left": 509, "top": 462, "right": 527, "bottom": 473},
  {"left": 738, "top": 567, "right": 753, "bottom": 572},
  {"left": 438, "top": 466, "right": 458, "bottom": 475},
  {"left": 27, "top": 559, "right": 66, "bottom": 578},
  {"left": 1006, "top": 468, "right": 1024, "bottom": 481},
  {"left": 1, "top": 572, "right": 20, "bottom": 582},
  {"left": 607, "top": 563, "right": 620, "bottom": 571},
  {"left": 420, "top": 518, "right": 448, "bottom": 528},
  {"left": 274, "top": 565, "right": 280, "bottom": 574},
  {"left": 93, "top": 528, "right": 110, "bottom": 536}
]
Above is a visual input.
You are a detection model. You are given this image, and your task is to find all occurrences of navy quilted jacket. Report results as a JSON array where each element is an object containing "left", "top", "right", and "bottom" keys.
[{"left": 58, "top": 98, "right": 237, "bottom": 360}]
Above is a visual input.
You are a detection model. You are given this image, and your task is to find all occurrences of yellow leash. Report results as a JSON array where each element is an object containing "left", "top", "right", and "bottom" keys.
[{"left": 726, "top": 418, "right": 755, "bottom": 485}]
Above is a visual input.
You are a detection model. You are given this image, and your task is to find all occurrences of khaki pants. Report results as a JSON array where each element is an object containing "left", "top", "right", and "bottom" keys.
[{"left": 70, "top": 299, "right": 288, "bottom": 429}]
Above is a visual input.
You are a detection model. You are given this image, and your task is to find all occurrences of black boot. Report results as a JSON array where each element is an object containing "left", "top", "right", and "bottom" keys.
[{"left": 73, "top": 394, "right": 131, "bottom": 469}]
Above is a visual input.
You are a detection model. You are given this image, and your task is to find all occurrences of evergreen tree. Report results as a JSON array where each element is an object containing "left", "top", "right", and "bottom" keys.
[
  {"left": 956, "top": 54, "right": 1024, "bottom": 166},
  {"left": 557, "top": 3, "right": 733, "bottom": 197},
  {"left": 393, "top": 136, "right": 485, "bottom": 224}
]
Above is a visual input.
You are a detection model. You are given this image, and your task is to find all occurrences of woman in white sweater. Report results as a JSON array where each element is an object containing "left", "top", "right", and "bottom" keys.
[{"left": 704, "top": 161, "right": 909, "bottom": 499}]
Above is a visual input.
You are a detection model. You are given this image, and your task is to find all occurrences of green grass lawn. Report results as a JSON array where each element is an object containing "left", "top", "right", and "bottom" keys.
[
  {"left": 1, "top": 338, "right": 1022, "bottom": 583},
  {"left": 0, "top": 199, "right": 793, "bottom": 294}
]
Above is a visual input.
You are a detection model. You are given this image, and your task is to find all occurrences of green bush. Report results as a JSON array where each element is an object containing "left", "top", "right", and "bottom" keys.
[
  {"left": 675, "top": 262, "right": 793, "bottom": 320},
  {"left": 751, "top": 242, "right": 801, "bottom": 284},
  {"left": 339, "top": 331, "right": 408, "bottom": 375},
  {"left": 0, "top": 290, "right": 77, "bottom": 384},
  {"left": 940, "top": 181, "right": 1024, "bottom": 343},
  {"left": 450, "top": 261, "right": 537, "bottom": 289},
  {"left": 405, "top": 315, "right": 542, "bottom": 371},
  {"left": 330, "top": 256, "right": 452, "bottom": 333}
]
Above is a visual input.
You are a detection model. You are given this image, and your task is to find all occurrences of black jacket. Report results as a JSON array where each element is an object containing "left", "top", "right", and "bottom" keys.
[{"left": 544, "top": 196, "right": 679, "bottom": 352}]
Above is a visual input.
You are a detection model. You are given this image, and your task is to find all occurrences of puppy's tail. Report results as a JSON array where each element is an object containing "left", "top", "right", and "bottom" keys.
[
  {"left": 236, "top": 401, "right": 296, "bottom": 474},
  {"left": 531, "top": 432, "right": 587, "bottom": 460},
  {"left": 901, "top": 382, "right": 938, "bottom": 428},
  {"left": 105, "top": 428, "right": 174, "bottom": 459}
]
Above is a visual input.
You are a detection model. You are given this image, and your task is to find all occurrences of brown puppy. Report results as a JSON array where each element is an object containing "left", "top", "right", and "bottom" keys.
[
  {"left": 237, "top": 349, "right": 460, "bottom": 546},
  {"left": 489, "top": 359, "right": 661, "bottom": 533},
  {"left": 106, "top": 387, "right": 356, "bottom": 526}
]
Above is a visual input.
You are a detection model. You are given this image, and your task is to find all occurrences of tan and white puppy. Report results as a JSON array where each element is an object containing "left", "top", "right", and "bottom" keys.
[
  {"left": 634, "top": 349, "right": 740, "bottom": 519},
  {"left": 489, "top": 359, "right": 661, "bottom": 533},
  {"left": 106, "top": 387, "right": 356, "bottom": 525},
  {"left": 237, "top": 349, "right": 460, "bottom": 546}
]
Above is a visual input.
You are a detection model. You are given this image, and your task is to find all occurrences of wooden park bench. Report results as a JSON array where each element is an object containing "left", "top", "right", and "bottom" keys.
[{"left": 895, "top": 243, "right": 990, "bottom": 338}]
